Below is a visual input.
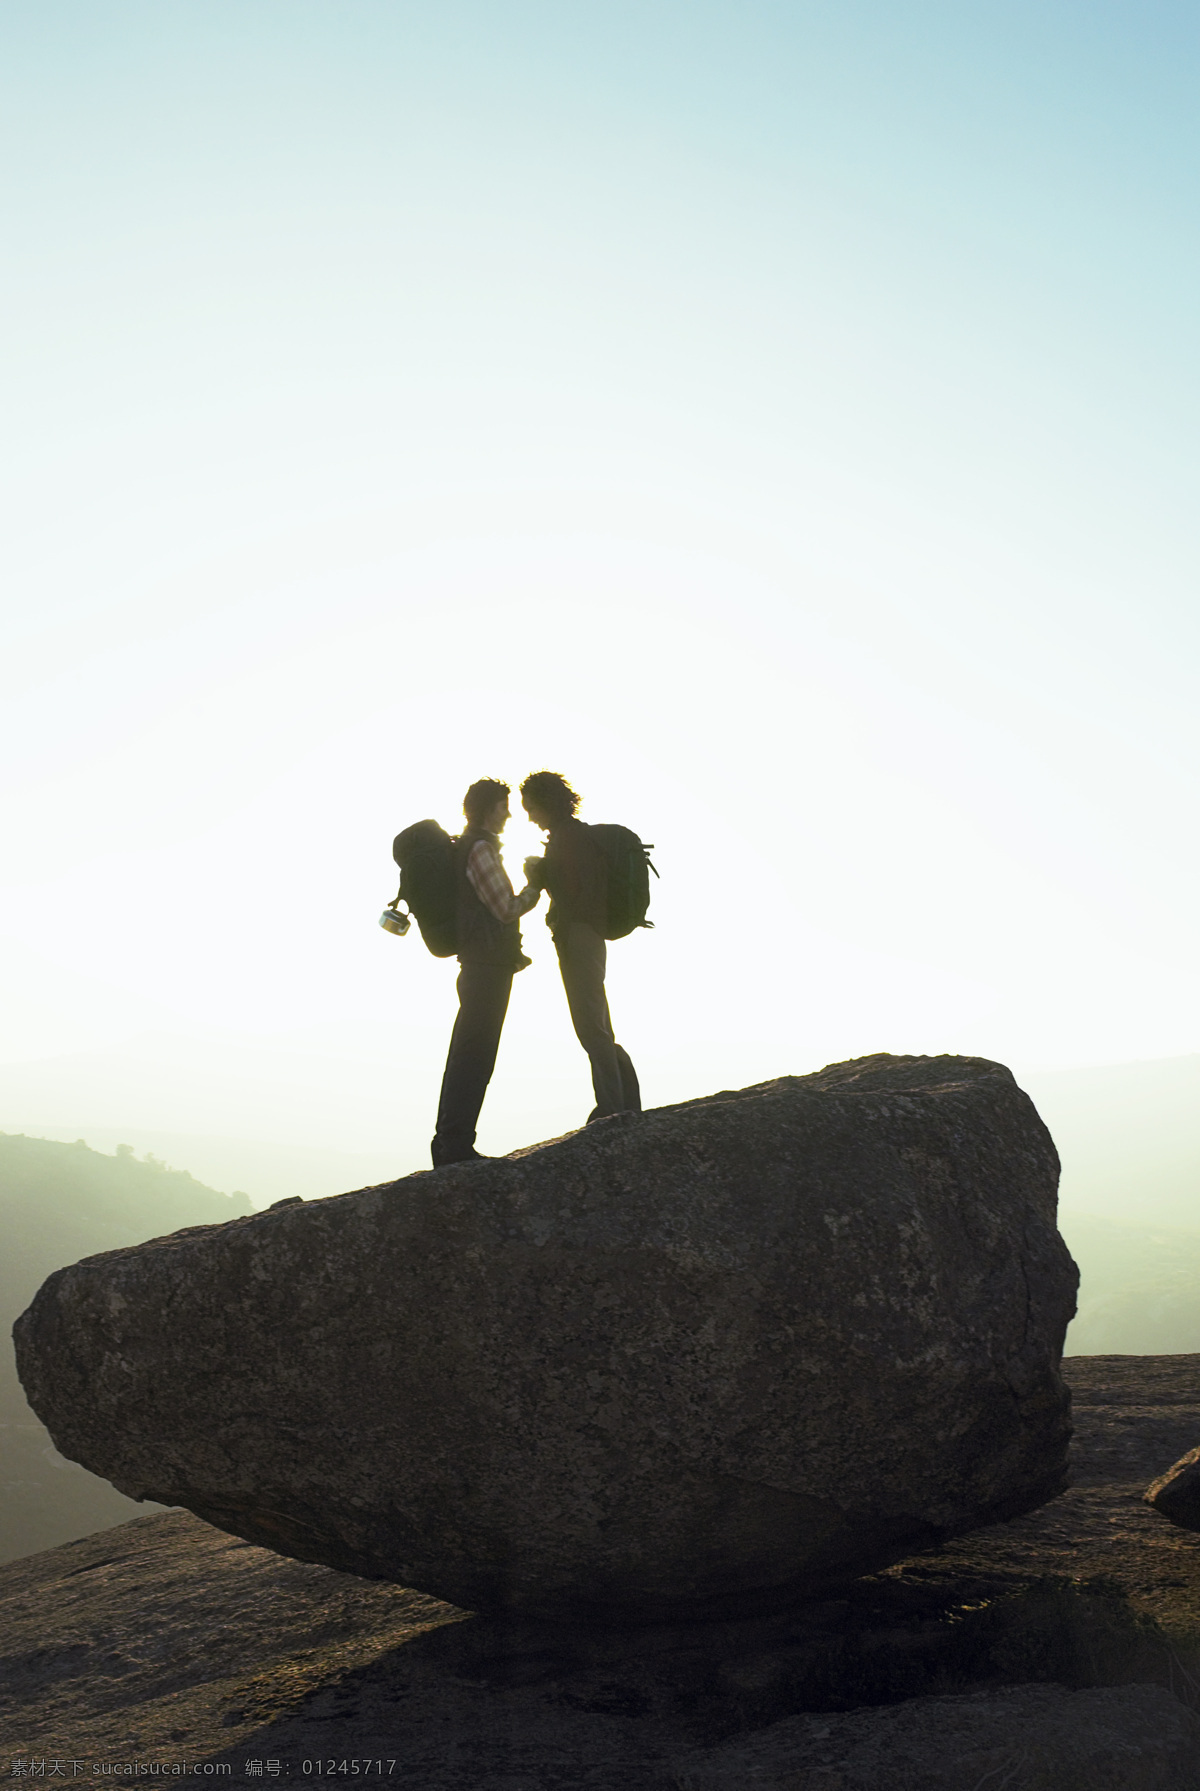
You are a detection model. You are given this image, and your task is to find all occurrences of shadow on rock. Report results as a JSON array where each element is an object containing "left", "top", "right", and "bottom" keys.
[{"left": 196, "top": 1570, "right": 1186, "bottom": 1788}]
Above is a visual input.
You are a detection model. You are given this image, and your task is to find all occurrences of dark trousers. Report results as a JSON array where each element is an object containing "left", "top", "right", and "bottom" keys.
[
  {"left": 554, "top": 921, "right": 640, "bottom": 1119},
  {"left": 432, "top": 962, "right": 514, "bottom": 1163}
]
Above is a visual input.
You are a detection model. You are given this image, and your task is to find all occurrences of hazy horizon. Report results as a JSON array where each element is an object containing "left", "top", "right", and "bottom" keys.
[{"left": 6, "top": 1050, "right": 1198, "bottom": 1224}]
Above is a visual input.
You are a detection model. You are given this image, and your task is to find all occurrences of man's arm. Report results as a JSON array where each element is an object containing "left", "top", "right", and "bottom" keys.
[{"left": 467, "top": 839, "right": 540, "bottom": 923}]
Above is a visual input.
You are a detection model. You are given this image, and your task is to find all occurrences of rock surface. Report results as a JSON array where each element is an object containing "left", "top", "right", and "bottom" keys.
[
  {"left": 1146, "top": 1442, "right": 1200, "bottom": 1530},
  {"left": 14, "top": 1055, "right": 1077, "bottom": 1621},
  {"left": 4, "top": 1357, "right": 1199, "bottom": 1789},
  {"left": 672, "top": 1683, "right": 1200, "bottom": 1790}
]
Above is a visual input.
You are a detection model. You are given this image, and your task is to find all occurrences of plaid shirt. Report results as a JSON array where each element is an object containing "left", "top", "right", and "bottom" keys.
[{"left": 466, "top": 837, "right": 540, "bottom": 924}]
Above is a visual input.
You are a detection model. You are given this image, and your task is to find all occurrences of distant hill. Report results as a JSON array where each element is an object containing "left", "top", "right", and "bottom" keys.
[
  {"left": 1023, "top": 1055, "right": 1200, "bottom": 1228},
  {"left": 1018, "top": 1056, "right": 1200, "bottom": 1354},
  {"left": 0, "top": 1133, "right": 252, "bottom": 1564},
  {"left": 1061, "top": 1214, "right": 1200, "bottom": 1355}
]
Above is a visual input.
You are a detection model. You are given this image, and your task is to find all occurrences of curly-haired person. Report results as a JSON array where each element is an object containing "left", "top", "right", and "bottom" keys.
[{"left": 520, "top": 770, "right": 640, "bottom": 1125}]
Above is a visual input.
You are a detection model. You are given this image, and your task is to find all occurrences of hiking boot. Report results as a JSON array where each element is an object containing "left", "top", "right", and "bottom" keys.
[{"left": 430, "top": 1142, "right": 489, "bottom": 1167}]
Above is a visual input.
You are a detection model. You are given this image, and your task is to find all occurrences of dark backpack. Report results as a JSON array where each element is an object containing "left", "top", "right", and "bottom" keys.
[
  {"left": 391, "top": 820, "right": 458, "bottom": 957},
  {"left": 589, "top": 824, "right": 658, "bottom": 940}
]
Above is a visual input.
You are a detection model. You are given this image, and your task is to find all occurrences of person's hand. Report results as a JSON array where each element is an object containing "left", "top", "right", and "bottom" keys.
[{"left": 524, "top": 856, "right": 545, "bottom": 887}]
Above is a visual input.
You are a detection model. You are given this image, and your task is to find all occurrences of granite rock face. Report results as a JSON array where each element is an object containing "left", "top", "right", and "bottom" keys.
[
  {"left": 14, "top": 1055, "right": 1078, "bottom": 1622},
  {"left": 674, "top": 1684, "right": 1200, "bottom": 1791},
  {"left": 1145, "top": 1443, "right": 1200, "bottom": 1530}
]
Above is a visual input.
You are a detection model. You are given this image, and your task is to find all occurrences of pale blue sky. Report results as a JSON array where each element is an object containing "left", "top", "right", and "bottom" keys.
[{"left": 2, "top": 3, "right": 1197, "bottom": 1173}]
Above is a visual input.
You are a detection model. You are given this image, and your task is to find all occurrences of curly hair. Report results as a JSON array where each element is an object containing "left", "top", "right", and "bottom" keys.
[
  {"left": 462, "top": 778, "right": 511, "bottom": 826},
  {"left": 519, "top": 770, "right": 581, "bottom": 823}
]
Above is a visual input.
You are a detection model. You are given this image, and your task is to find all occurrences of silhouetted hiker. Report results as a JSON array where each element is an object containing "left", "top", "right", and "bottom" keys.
[
  {"left": 520, "top": 770, "right": 641, "bottom": 1124},
  {"left": 431, "top": 779, "right": 541, "bottom": 1167}
]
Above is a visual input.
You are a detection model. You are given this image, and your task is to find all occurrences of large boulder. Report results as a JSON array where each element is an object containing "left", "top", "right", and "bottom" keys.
[{"left": 14, "top": 1055, "right": 1077, "bottom": 1623}]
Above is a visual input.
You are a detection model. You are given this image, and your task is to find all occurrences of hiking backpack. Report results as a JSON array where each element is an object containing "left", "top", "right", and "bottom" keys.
[
  {"left": 390, "top": 819, "right": 458, "bottom": 957},
  {"left": 589, "top": 825, "right": 659, "bottom": 940}
]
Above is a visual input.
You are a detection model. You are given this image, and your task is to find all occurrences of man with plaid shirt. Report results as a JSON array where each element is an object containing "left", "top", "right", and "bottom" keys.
[{"left": 431, "top": 778, "right": 541, "bottom": 1167}]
